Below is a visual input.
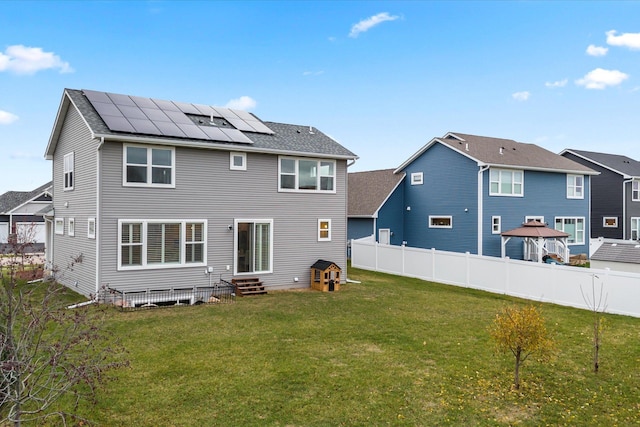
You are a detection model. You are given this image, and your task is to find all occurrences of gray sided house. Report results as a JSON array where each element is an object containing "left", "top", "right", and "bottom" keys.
[
  {"left": 347, "top": 169, "right": 405, "bottom": 245},
  {"left": 44, "top": 89, "right": 357, "bottom": 298},
  {"left": 561, "top": 149, "right": 640, "bottom": 240},
  {"left": 0, "top": 182, "right": 52, "bottom": 253}
]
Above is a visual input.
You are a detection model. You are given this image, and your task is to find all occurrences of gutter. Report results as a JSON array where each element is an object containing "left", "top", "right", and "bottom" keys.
[
  {"left": 477, "top": 165, "right": 490, "bottom": 255},
  {"left": 623, "top": 178, "right": 633, "bottom": 239}
]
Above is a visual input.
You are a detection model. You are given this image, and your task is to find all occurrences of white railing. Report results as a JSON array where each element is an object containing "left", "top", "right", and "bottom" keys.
[
  {"left": 350, "top": 239, "right": 640, "bottom": 318},
  {"left": 544, "top": 239, "right": 570, "bottom": 262}
]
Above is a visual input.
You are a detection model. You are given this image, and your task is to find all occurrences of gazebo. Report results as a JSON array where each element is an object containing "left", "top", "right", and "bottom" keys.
[{"left": 500, "top": 220, "right": 570, "bottom": 263}]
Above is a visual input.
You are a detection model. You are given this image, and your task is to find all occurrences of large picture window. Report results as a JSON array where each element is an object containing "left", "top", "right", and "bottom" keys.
[
  {"left": 279, "top": 157, "right": 335, "bottom": 192},
  {"left": 490, "top": 168, "right": 523, "bottom": 196},
  {"left": 118, "top": 220, "right": 206, "bottom": 270},
  {"left": 554, "top": 217, "right": 585, "bottom": 245},
  {"left": 567, "top": 174, "right": 584, "bottom": 199},
  {"left": 235, "top": 219, "right": 272, "bottom": 274},
  {"left": 123, "top": 144, "right": 175, "bottom": 187}
]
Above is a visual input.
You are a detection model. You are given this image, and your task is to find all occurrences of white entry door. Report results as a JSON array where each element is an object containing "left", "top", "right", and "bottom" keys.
[{"left": 379, "top": 228, "right": 391, "bottom": 245}]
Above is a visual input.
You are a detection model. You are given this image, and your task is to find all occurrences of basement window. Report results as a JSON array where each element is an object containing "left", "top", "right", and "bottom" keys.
[{"left": 429, "top": 216, "right": 452, "bottom": 229}]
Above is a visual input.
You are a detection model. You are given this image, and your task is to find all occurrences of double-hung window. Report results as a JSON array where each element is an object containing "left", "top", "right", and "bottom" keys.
[
  {"left": 123, "top": 145, "right": 175, "bottom": 187},
  {"left": 318, "top": 219, "right": 331, "bottom": 241},
  {"left": 567, "top": 175, "right": 584, "bottom": 199},
  {"left": 491, "top": 216, "right": 501, "bottom": 234},
  {"left": 490, "top": 168, "right": 523, "bottom": 196},
  {"left": 633, "top": 181, "right": 640, "bottom": 201},
  {"left": 235, "top": 219, "right": 272, "bottom": 274},
  {"left": 279, "top": 157, "right": 336, "bottom": 192},
  {"left": 554, "top": 217, "right": 585, "bottom": 245},
  {"left": 63, "top": 152, "right": 74, "bottom": 190},
  {"left": 118, "top": 220, "right": 206, "bottom": 270},
  {"left": 54, "top": 218, "right": 64, "bottom": 235}
]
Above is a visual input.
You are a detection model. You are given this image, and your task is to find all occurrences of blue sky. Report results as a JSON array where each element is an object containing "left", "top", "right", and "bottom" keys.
[{"left": 1, "top": 1, "right": 640, "bottom": 195}]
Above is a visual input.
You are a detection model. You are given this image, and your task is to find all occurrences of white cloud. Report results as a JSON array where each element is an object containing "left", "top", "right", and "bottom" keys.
[
  {"left": 575, "top": 68, "right": 629, "bottom": 89},
  {"left": 0, "top": 45, "right": 73, "bottom": 75},
  {"left": 586, "top": 44, "right": 608, "bottom": 56},
  {"left": 545, "top": 79, "right": 568, "bottom": 88},
  {"left": 225, "top": 96, "right": 257, "bottom": 110},
  {"left": 349, "top": 12, "right": 399, "bottom": 38},
  {"left": 0, "top": 110, "right": 19, "bottom": 125},
  {"left": 606, "top": 30, "right": 640, "bottom": 50},
  {"left": 512, "top": 91, "right": 530, "bottom": 101}
]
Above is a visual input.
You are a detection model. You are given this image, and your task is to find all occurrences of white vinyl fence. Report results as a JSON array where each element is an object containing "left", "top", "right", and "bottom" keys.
[{"left": 351, "top": 238, "right": 640, "bottom": 318}]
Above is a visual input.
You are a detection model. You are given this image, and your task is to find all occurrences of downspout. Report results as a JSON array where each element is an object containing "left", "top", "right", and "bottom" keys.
[
  {"left": 95, "top": 137, "right": 104, "bottom": 296},
  {"left": 477, "top": 165, "right": 490, "bottom": 255},
  {"left": 623, "top": 178, "right": 633, "bottom": 239}
]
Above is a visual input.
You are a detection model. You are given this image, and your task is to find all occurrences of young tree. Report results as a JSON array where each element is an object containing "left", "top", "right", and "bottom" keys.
[
  {"left": 580, "top": 274, "right": 607, "bottom": 373},
  {"left": 1, "top": 238, "right": 127, "bottom": 425},
  {"left": 489, "top": 305, "right": 555, "bottom": 390}
]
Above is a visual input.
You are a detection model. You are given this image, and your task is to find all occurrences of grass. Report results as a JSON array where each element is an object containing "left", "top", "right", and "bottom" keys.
[{"left": 59, "top": 267, "right": 640, "bottom": 425}]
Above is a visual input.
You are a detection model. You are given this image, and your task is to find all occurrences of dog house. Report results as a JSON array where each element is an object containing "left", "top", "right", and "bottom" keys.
[{"left": 310, "top": 259, "right": 341, "bottom": 292}]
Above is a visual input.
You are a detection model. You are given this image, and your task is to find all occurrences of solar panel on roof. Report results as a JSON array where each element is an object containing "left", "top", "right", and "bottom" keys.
[
  {"left": 151, "top": 99, "right": 181, "bottom": 112},
  {"left": 127, "top": 118, "right": 162, "bottom": 135},
  {"left": 91, "top": 101, "right": 125, "bottom": 117},
  {"left": 176, "top": 123, "right": 209, "bottom": 139},
  {"left": 84, "top": 90, "right": 271, "bottom": 143},
  {"left": 152, "top": 121, "right": 187, "bottom": 138},
  {"left": 141, "top": 108, "right": 171, "bottom": 122},
  {"left": 199, "top": 126, "right": 232, "bottom": 142},
  {"left": 131, "top": 96, "right": 159, "bottom": 110},
  {"left": 117, "top": 105, "right": 148, "bottom": 120},
  {"left": 83, "top": 89, "right": 112, "bottom": 103},
  {"left": 107, "top": 93, "right": 137, "bottom": 107},
  {"left": 220, "top": 128, "right": 253, "bottom": 144},
  {"left": 101, "top": 115, "right": 136, "bottom": 133}
]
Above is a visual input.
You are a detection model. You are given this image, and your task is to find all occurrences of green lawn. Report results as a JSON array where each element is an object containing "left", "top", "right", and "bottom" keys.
[{"left": 72, "top": 267, "right": 640, "bottom": 426}]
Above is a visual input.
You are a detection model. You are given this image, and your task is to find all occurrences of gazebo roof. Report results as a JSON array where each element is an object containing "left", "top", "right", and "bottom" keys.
[{"left": 501, "top": 220, "right": 570, "bottom": 238}]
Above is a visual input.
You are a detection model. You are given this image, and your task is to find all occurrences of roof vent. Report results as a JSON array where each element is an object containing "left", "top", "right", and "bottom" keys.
[
  {"left": 611, "top": 243, "right": 617, "bottom": 247},
  {"left": 635, "top": 245, "right": 640, "bottom": 248},
  {"left": 465, "top": 143, "right": 469, "bottom": 151},
  {"left": 309, "top": 126, "right": 315, "bottom": 135},
  {"left": 500, "top": 147, "right": 505, "bottom": 155}
]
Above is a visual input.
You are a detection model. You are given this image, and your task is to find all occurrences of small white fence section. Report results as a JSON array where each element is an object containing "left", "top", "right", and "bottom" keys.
[{"left": 351, "top": 238, "right": 640, "bottom": 318}]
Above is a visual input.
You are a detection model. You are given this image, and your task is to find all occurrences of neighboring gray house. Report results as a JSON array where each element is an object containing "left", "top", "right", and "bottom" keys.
[
  {"left": 44, "top": 89, "right": 357, "bottom": 298},
  {"left": 347, "top": 169, "right": 405, "bottom": 246},
  {"left": 0, "top": 181, "right": 52, "bottom": 253},
  {"left": 561, "top": 149, "right": 640, "bottom": 240}
]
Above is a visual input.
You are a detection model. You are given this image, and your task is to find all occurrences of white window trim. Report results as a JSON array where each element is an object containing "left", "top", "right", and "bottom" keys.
[
  {"left": 491, "top": 216, "right": 501, "bottom": 234},
  {"left": 633, "top": 181, "right": 640, "bottom": 202},
  {"left": 489, "top": 168, "right": 524, "bottom": 197},
  {"left": 63, "top": 152, "right": 74, "bottom": 191},
  {"left": 632, "top": 217, "right": 640, "bottom": 240},
  {"left": 55, "top": 218, "right": 64, "bottom": 235},
  {"left": 567, "top": 174, "right": 584, "bottom": 199},
  {"left": 88, "top": 217, "right": 96, "bottom": 239},
  {"left": 233, "top": 218, "right": 273, "bottom": 276},
  {"left": 230, "top": 152, "right": 247, "bottom": 171},
  {"left": 122, "top": 144, "right": 176, "bottom": 188},
  {"left": 525, "top": 215, "right": 545, "bottom": 225},
  {"left": 554, "top": 216, "right": 585, "bottom": 245},
  {"left": 318, "top": 219, "right": 331, "bottom": 241},
  {"left": 411, "top": 172, "right": 423, "bottom": 185},
  {"left": 278, "top": 157, "right": 337, "bottom": 193},
  {"left": 429, "top": 215, "right": 453, "bottom": 229},
  {"left": 68, "top": 218, "right": 75, "bottom": 237},
  {"left": 117, "top": 219, "right": 207, "bottom": 271},
  {"left": 602, "top": 217, "right": 618, "bottom": 228}
]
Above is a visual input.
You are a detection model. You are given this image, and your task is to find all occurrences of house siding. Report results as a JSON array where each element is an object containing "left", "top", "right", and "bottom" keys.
[
  {"left": 348, "top": 218, "right": 374, "bottom": 241},
  {"left": 403, "top": 143, "right": 479, "bottom": 252},
  {"left": 376, "top": 184, "right": 404, "bottom": 245},
  {"left": 561, "top": 152, "right": 623, "bottom": 239},
  {"left": 97, "top": 141, "right": 348, "bottom": 295},
  {"left": 51, "top": 106, "right": 98, "bottom": 296},
  {"left": 482, "top": 170, "right": 591, "bottom": 258}
]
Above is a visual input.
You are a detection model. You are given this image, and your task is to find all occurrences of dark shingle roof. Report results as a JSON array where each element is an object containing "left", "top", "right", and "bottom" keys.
[
  {"left": 563, "top": 149, "right": 640, "bottom": 177},
  {"left": 0, "top": 182, "right": 52, "bottom": 214},
  {"left": 50, "top": 89, "right": 357, "bottom": 160},
  {"left": 348, "top": 169, "right": 405, "bottom": 217},
  {"left": 397, "top": 132, "right": 596, "bottom": 174},
  {"left": 591, "top": 241, "right": 640, "bottom": 264}
]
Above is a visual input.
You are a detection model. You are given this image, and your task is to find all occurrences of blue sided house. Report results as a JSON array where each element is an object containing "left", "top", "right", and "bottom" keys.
[{"left": 391, "top": 132, "right": 597, "bottom": 261}]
